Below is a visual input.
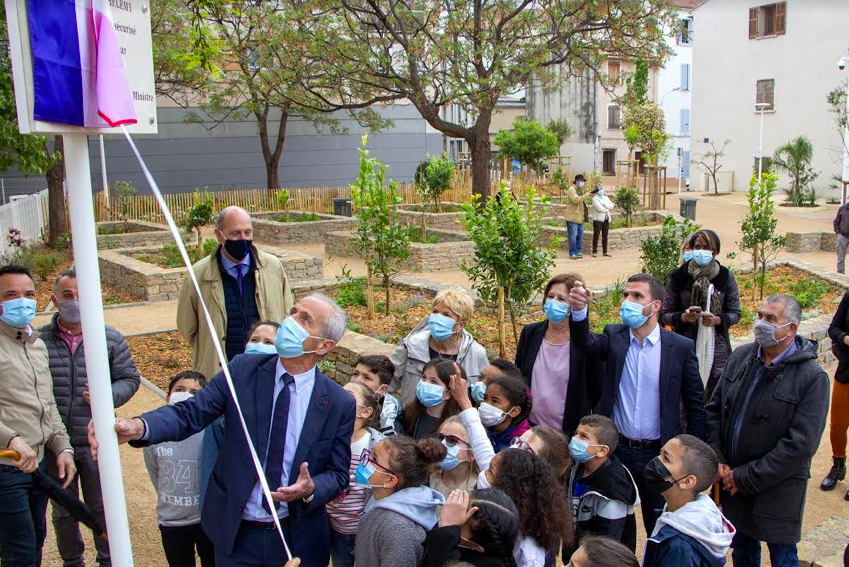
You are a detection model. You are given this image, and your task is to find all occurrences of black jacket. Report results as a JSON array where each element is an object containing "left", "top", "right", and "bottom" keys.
[
  {"left": 705, "top": 337, "right": 830, "bottom": 544},
  {"left": 828, "top": 291, "right": 849, "bottom": 383},
  {"left": 563, "top": 456, "right": 639, "bottom": 562},
  {"left": 569, "top": 316, "right": 706, "bottom": 442},
  {"left": 515, "top": 320, "right": 601, "bottom": 435},
  {"left": 420, "top": 525, "right": 512, "bottom": 567}
]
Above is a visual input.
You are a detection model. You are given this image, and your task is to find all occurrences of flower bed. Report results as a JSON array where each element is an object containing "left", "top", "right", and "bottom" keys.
[
  {"left": 98, "top": 245, "right": 324, "bottom": 302},
  {"left": 250, "top": 211, "right": 356, "bottom": 244},
  {"left": 325, "top": 228, "right": 475, "bottom": 272},
  {"left": 96, "top": 221, "right": 190, "bottom": 250},
  {"left": 395, "top": 202, "right": 466, "bottom": 231}
]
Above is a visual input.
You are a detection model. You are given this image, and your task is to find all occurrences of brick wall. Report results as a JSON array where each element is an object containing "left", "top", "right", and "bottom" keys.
[{"left": 251, "top": 211, "right": 357, "bottom": 244}]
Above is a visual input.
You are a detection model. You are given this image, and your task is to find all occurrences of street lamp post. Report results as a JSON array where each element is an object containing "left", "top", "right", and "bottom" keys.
[
  {"left": 840, "top": 56, "right": 849, "bottom": 205},
  {"left": 755, "top": 102, "right": 771, "bottom": 188}
]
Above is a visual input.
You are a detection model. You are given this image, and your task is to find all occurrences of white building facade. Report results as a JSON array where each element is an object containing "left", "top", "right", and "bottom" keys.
[{"left": 690, "top": 0, "right": 849, "bottom": 193}]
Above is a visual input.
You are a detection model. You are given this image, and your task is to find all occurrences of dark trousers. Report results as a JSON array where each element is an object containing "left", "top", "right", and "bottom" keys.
[
  {"left": 615, "top": 442, "right": 665, "bottom": 537},
  {"left": 328, "top": 530, "right": 356, "bottom": 567},
  {"left": 215, "top": 520, "right": 292, "bottom": 567},
  {"left": 159, "top": 523, "right": 215, "bottom": 567},
  {"left": 0, "top": 460, "right": 49, "bottom": 567},
  {"left": 47, "top": 446, "right": 110, "bottom": 567},
  {"left": 592, "top": 220, "right": 609, "bottom": 254},
  {"left": 731, "top": 531, "right": 799, "bottom": 567}
]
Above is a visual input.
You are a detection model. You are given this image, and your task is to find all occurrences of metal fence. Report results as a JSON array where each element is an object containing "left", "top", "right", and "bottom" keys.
[
  {"left": 0, "top": 178, "right": 48, "bottom": 205},
  {"left": 0, "top": 189, "right": 49, "bottom": 254}
]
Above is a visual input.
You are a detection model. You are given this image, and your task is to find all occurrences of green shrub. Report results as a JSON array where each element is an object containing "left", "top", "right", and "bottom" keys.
[
  {"left": 56, "top": 231, "right": 71, "bottom": 251},
  {"left": 639, "top": 215, "right": 697, "bottom": 285},
  {"left": 335, "top": 268, "right": 368, "bottom": 308},
  {"left": 613, "top": 186, "right": 640, "bottom": 227},
  {"left": 408, "top": 227, "right": 440, "bottom": 244},
  {"left": 788, "top": 277, "right": 828, "bottom": 309},
  {"left": 97, "top": 224, "right": 127, "bottom": 235},
  {"left": 19, "top": 248, "right": 61, "bottom": 282},
  {"left": 317, "top": 360, "right": 336, "bottom": 376},
  {"left": 276, "top": 212, "right": 321, "bottom": 223}
]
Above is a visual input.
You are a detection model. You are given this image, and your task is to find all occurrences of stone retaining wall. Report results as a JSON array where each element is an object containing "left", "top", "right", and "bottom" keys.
[
  {"left": 540, "top": 211, "right": 680, "bottom": 254},
  {"left": 251, "top": 211, "right": 356, "bottom": 244},
  {"left": 395, "top": 203, "right": 465, "bottom": 230},
  {"left": 785, "top": 231, "right": 838, "bottom": 253},
  {"left": 98, "top": 245, "right": 323, "bottom": 302},
  {"left": 96, "top": 221, "right": 189, "bottom": 250},
  {"left": 323, "top": 330, "right": 395, "bottom": 383},
  {"left": 326, "top": 229, "right": 476, "bottom": 272}
]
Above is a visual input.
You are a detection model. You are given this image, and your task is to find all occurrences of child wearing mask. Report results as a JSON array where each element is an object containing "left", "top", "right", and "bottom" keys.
[
  {"left": 430, "top": 416, "right": 480, "bottom": 499},
  {"left": 351, "top": 354, "right": 402, "bottom": 435},
  {"left": 143, "top": 371, "right": 214, "bottom": 567},
  {"left": 472, "top": 359, "right": 524, "bottom": 403},
  {"left": 480, "top": 375, "right": 532, "bottom": 453},
  {"left": 564, "top": 415, "right": 639, "bottom": 562},
  {"left": 199, "top": 320, "right": 279, "bottom": 508},
  {"left": 327, "top": 382, "right": 385, "bottom": 567},
  {"left": 354, "top": 436, "right": 447, "bottom": 567},
  {"left": 481, "top": 449, "right": 567, "bottom": 567},
  {"left": 642, "top": 434, "right": 735, "bottom": 567},
  {"left": 399, "top": 359, "right": 464, "bottom": 440},
  {"left": 420, "top": 489, "right": 520, "bottom": 567}
]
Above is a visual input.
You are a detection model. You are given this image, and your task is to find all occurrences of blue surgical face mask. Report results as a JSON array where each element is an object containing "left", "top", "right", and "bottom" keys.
[
  {"left": 470, "top": 381, "right": 487, "bottom": 403},
  {"left": 0, "top": 297, "right": 36, "bottom": 329},
  {"left": 428, "top": 313, "right": 458, "bottom": 341},
  {"left": 683, "top": 250, "right": 693, "bottom": 262},
  {"left": 620, "top": 300, "right": 650, "bottom": 329},
  {"left": 416, "top": 380, "right": 447, "bottom": 407},
  {"left": 569, "top": 437, "right": 604, "bottom": 464},
  {"left": 543, "top": 299, "right": 569, "bottom": 323},
  {"left": 692, "top": 249, "right": 714, "bottom": 267},
  {"left": 275, "top": 316, "right": 324, "bottom": 358},
  {"left": 245, "top": 342, "right": 278, "bottom": 355},
  {"left": 437, "top": 441, "right": 465, "bottom": 470},
  {"left": 577, "top": 181, "right": 585, "bottom": 189},
  {"left": 354, "top": 461, "right": 392, "bottom": 488}
]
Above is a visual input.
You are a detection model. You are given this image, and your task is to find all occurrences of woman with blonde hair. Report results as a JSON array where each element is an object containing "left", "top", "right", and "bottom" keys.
[{"left": 389, "top": 289, "right": 489, "bottom": 407}]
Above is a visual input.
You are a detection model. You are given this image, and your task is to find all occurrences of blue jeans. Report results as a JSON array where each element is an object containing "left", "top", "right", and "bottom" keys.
[
  {"left": 0, "top": 460, "right": 49, "bottom": 567},
  {"left": 567, "top": 221, "right": 584, "bottom": 257},
  {"left": 731, "top": 531, "right": 799, "bottom": 567},
  {"left": 329, "top": 529, "right": 356, "bottom": 567}
]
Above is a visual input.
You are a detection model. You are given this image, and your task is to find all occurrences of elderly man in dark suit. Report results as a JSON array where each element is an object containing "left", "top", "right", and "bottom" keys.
[
  {"left": 90, "top": 293, "right": 355, "bottom": 567},
  {"left": 569, "top": 273, "right": 705, "bottom": 536}
]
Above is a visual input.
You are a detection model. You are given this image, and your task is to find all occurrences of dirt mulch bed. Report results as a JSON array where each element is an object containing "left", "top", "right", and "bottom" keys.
[
  {"left": 731, "top": 265, "right": 844, "bottom": 337},
  {"left": 34, "top": 251, "right": 140, "bottom": 308},
  {"left": 127, "top": 332, "right": 193, "bottom": 391}
]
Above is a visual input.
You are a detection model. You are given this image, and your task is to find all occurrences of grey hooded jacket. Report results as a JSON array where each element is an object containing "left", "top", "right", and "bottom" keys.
[
  {"left": 388, "top": 317, "right": 488, "bottom": 407},
  {"left": 39, "top": 314, "right": 141, "bottom": 445}
]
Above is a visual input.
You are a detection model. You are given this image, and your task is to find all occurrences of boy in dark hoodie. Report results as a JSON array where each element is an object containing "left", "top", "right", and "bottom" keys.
[
  {"left": 642, "top": 434, "right": 735, "bottom": 567},
  {"left": 351, "top": 354, "right": 402, "bottom": 435},
  {"left": 565, "top": 414, "right": 640, "bottom": 562}
]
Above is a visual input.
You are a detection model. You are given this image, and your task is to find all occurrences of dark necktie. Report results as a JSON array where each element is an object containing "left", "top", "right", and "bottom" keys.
[
  {"left": 234, "top": 263, "right": 246, "bottom": 296},
  {"left": 262, "top": 373, "right": 295, "bottom": 515}
]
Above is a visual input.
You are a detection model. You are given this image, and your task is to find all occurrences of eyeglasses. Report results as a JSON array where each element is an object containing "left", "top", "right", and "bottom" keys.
[
  {"left": 367, "top": 454, "right": 396, "bottom": 476},
  {"left": 437, "top": 433, "right": 470, "bottom": 448},
  {"left": 510, "top": 438, "right": 536, "bottom": 454}
]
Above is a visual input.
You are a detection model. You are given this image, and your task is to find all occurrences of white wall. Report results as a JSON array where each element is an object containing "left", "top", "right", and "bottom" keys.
[
  {"left": 690, "top": 0, "right": 848, "bottom": 193},
  {"left": 658, "top": 9, "right": 693, "bottom": 183}
]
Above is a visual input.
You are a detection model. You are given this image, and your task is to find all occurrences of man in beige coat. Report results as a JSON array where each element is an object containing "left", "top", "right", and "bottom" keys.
[
  {"left": 0, "top": 264, "right": 75, "bottom": 566},
  {"left": 565, "top": 173, "right": 598, "bottom": 260},
  {"left": 177, "top": 206, "right": 294, "bottom": 378}
]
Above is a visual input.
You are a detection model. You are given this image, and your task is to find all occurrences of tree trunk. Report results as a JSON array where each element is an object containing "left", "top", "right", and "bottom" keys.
[
  {"left": 384, "top": 276, "right": 390, "bottom": 316},
  {"left": 366, "top": 264, "right": 375, "bottom": 320},
  {"left": 196, "top": 227, "right": 203, "bottom": 255},
  {"left": 46, "top": 136, "right": 66, "bottom": 248},
  {"left": 468, "top": 113, "right": 493, "bottom": 204},
  {"left": 509, "top": 308, "right": 518, "bottom": 345},
  {"left": 257, "top": 104, "right": 289, "bottom": 195},
  {"left": 497, "top": 286, "right": 506, "bottom": 358}
]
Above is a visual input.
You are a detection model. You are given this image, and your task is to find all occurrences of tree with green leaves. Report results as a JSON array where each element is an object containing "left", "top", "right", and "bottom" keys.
[
  {"left": 288, "top": 0, "right": 672, "bottom": 202},
  {"left": 181, "top": 190, "right": 216, "bottom": 255},
  {"left": 461, "top": 182, "right": 558, "bottom": 355},
  {"left": 276, "top": 189, "right": 291, "bottom": 221},
  {"left": 414, "top": 155, "right": 455, "bottom": 213},
  {"left": 494, "top": 119, "right": 560, "bottom": 174},
  {"left": 112, "top": 181, "right": 137, "bottom": 231},
  {"left": 639, "top": 215, "right": 696, "bottom": 284},
  {"left": 351, "top": 136, "right": 410, "bottom": 317},
  {"left": 622, "top": 102, "right": 670, "bottom": 165},
  {"left": 152, "top": 0, "right": 392, "bottom": 193},
  {"left": 623, "top": 58, "right": 650, "bottom": 106},
  {"left": 738, "top": 169, "right": 786, "bottom": 300},
  {"left": 772, "top": 136, "right": 819, "bottom": 206},
  {"left": 827, "top": 85, "right": 848, "bottom": 158},
  {"left": 613, "top": 185, "right": 640, "bottom": 227},
  {"left": 547, "top": 119, "right": 572, "bottom": 148},
  {"left": 0, "top": 6, "right": 64, "bottom": 246}
]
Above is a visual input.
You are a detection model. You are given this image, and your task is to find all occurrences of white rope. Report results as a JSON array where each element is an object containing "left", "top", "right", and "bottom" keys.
[{"left": 121, "top": 126, "right": 293, "bottom": 559}]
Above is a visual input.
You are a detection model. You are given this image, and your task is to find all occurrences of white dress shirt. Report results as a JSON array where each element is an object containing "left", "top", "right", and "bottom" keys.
[{"left": 243, "top": 360, "right": 316, "bottom": 521}]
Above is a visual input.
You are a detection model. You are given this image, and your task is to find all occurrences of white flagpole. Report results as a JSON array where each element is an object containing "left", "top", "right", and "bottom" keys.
[
  {"left": 63, "top": 133, "right": 134, "bottom": 566},
  {"left": 99, "top": 134, "right": 110, "bottom": 209}
]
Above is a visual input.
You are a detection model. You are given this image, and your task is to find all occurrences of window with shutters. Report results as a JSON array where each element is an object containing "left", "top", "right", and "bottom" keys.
[
  {"left": 682, "top": 151, "right": 691, "bottom": 179},
  {"left": 680, "top": 109, "right": 690, "bottom": 135},
  {"left": 756, "top": 79, "right": 775, "bottom": 110},
  {"left": 680, "top": 64, "right": 690, "bottom": 90},
  {"left": 677, "top": 18, "right": 693, "bottom": 45},
  {"left": 608, "top": 105, "right": 621, "bottom": 130},
  {"left": 608, "top": 61, "right": 621, "bottom": 85},
  {"left": 749, "top": 2, "right": 786, "bottom": 39}
]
